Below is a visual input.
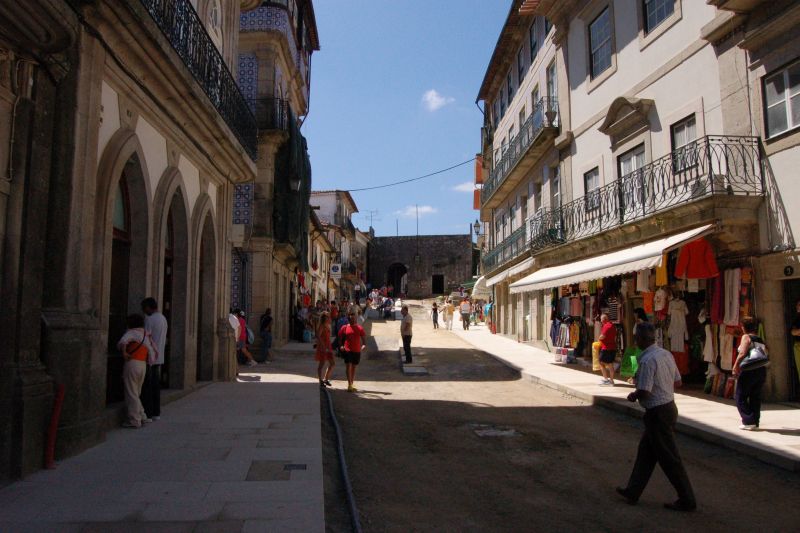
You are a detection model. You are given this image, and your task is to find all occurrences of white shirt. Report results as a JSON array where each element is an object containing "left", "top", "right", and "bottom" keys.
[
  {"left": 144, "top": 312, "right": 168, "bottom": 365},
  {"left": 460, "top": 302, "right": 471, "bottom": 314},
  {"left": 401, "top": 313, "right": 413, "bottom": 336},
  {"left": 228, "top": 313, "right": 241, "bottom": 340},
  {"left": 636, "top": 344, "right": 682, "bottom": 409}
]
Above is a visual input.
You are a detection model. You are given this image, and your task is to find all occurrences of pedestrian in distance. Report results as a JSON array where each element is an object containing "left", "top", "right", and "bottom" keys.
[
  {"left": 141, "top": 298, "right": 167, "bottom": 421},
  {"left": 733, "top": 319, "right": 768, "bottom": 430},
  {"left": 315, "top": 313, "right": 335, "bottom": 387},
  {"left": 259, "top": 308, "right": 273, "bottom": 363},
  {"left": 431, "top": 302, "right": 439, "bottom": 330},
  {"left": 117, "top": 314, "right": 157, "bottom": 428},
  {"left": 400, "top": 305, "right": 413, "bottom": 363},
  {"left": 444, "top": 299, "right": 455, "bottom": 331},
  {"left": 338, "top": 310, "right": 366, "bottom": 392},
  {"left": 617, "top": 322, "right": 696, "bottom": 512},
  {"left": 459, "top": 298, "right": 471, "bottom": 330},
  {"left": 236, "top": 309, "right": 256, "bottom": 367},
  {"left": 598, "top": 313, "right": 617, "bottom": 386}
]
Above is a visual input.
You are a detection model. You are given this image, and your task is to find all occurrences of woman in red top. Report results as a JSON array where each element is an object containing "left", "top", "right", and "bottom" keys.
[
  {"left": 338, "top": 311, "right": 366, "bottom": 392},
  {"left": 598, "top": 313, "right": 618, "bottom": 386},
  {"left": 315, "top": 314, "right": 335, "bottom": 387}
]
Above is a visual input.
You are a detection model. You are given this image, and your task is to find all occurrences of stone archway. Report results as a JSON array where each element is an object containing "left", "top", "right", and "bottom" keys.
[
  {"left": 106, "top": 153, "right": 149, "bottom": 404},
  {"left": 386, "top": 263, "right": 407, "bottom": 298},
  {"left": 196, "top": 211, "right": 216, "bottom": 382},
  {"left": 161, "top": 191, "right": 189, "bottom": 389}
]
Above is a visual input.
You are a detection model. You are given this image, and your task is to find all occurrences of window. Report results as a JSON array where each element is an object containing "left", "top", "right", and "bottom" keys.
[
  {"left": 529, "top": 21, "right": 538, "bottom": 64},
  {"left": 517, "top": 48, "right": 525, "bottom": 85},
  {"left": 532, "top": 86, "right": 540, "bottom": 108},
  {"left": 507, "top": 72, "right": 514, "bottom": 101},
  {"left": 519, "top": 106, "right": 526, "bottom": 127},
  {"left": 671, "top": 115, "right": 698, "bottom": 171},
  {"left": 619, "top": 144, "right": 646, "bottom": 179},
  {"left": 546, "top": 61, "right": 557, "bottom": 101},
  {"left": 509, "top": 125, "right": 515, "bottom": 141},
  {"left": 500, "top": 88, "right": 507, "bottom": 118},
  {"left": 643, "top": 0, "right": 675, "bottom": 34},
  {"left": 589, "top": 7, "right": 613, "bottom": 78},
  {"left": 501, "top": 137, "right": 508, "bottom": 154},
  {"left": 502, "top": 213, "right": 508, "bottom": 240},
  {"left": 521, "top": 195, "right": 528, "bottom": 222},
  {"left": 764, "top": 60, "right": 800, "bottom": 138},
  {"left": 551, "top": 165, "right": 561, "bottom": 207},
  {"left": 509, "top": 203, "right": 516, "bottom": 231},
  {"left": 584, "top": 168, "right": 601, "bottom": 212},
  {"left": 544, "top": 18, "right": 552, "bottom": 35},
  {"left": 494, "top": 100, "right": 501, "bottom": 130}
]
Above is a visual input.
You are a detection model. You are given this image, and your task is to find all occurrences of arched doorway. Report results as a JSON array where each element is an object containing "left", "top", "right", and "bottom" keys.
[
  {"left": 162, "top": 192, "right": 189, "bottom": 389},
  {"left": 196, "top": 212, "right": 216, "bottom": 382},
  {"left": 107, "top": 155, "right": 149, "bottom": 404},
  {"left": 386, "top": 263, "right": 407, "bottom": 298}
]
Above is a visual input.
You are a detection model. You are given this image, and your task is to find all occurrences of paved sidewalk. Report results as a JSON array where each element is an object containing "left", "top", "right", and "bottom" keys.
[
  {"left": 451, "top": 323, "right": 800, "bottom": 471},
  {"left": 0, "top": 371, "right": 324, "bottom": 532}
]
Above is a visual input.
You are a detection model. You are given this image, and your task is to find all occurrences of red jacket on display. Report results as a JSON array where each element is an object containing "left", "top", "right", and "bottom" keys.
[{"left": 675, "top": 238, "right": 719, "bottom": 279}]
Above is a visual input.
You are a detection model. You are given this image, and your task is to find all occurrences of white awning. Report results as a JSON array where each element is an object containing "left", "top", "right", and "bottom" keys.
[
  {"left": 509, "top": 224, "right": 714, "bottom": 294},
  {"left": 471, "top": 276, "right": 491, "bottom": 299},
  {"left": 485, "top": 257, "right": 535, "bottom": 287},
  {"left": 486, "top": 271, "right": 508, "bottom": 287}
]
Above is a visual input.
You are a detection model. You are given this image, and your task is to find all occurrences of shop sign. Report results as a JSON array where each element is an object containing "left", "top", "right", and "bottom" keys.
[{"left": 330, "top": 263, "right": 342, "bottom": 279}]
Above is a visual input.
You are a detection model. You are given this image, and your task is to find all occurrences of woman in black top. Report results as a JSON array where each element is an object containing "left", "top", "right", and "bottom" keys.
[{"left": 733, "top": 320, "right": 767, "bottom": 430}]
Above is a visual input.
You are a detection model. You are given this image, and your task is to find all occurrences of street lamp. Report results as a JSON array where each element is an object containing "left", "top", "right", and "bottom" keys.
[{"left": 473, "top": 219, "right": 481, "bottom": 236}]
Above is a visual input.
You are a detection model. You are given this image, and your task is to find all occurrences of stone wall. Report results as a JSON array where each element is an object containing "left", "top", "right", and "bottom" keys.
[{"left": 368, "top": 235, "right": 473, "bottom": 298}]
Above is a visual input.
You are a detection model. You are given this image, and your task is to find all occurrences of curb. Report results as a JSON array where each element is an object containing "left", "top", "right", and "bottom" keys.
[{"left": 473, "top": 338, "right": 800, "bottom": 473}]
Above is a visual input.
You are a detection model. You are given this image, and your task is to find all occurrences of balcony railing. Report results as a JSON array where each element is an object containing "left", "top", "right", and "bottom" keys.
[
  {"left": 482, "top": 225, "right": 528, "bottom": 272},
  {"left": 528, "top": 135, "right": 763, "bottom": 252},
  {"left": 140, "top": 0, "right": 258, "bottom": 159},
  {"left": 481, "top": 97, "right": 559, "bottom": 204},
  {"left": 248, "top": 98, "right": 289, "bottom": 131}
]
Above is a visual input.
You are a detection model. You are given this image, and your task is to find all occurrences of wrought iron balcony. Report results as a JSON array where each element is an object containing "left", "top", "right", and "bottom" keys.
[
  {"left": 482, "top": 225, "right": 528, "bottom": 272},
  {"left": 481, "top": 97, "right": 559, "bottom": 205},
  {"left": 528, "top": 135, "right": 763, "bottom": 253},
  {"left": 248, "top": 98, "right": 289, "bottom": 131},
  {"left": 140, "top": 0, "right": 257, "bottom": 159}
]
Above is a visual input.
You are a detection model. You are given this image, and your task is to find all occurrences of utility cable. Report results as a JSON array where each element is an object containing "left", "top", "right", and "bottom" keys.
[
  {"left": 323, "top": 385, "right": 363, "bottom": 533},
  {"left": 348, "top": 157, "right": 475, "bottom": 192}
]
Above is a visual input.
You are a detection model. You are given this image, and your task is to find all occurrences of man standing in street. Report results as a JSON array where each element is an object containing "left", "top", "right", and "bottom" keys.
[
  {"left": 598, "top": 313, "right": 617, "bottom": 386},
  {"left": 400, "top": 305, "right": 413, "bottom": 364},
  {"left": 141, "top": 298, "right": 168, "bottom": 420},
  {"left": 617, "top": 322, "right": 696, "bottom": 512}
]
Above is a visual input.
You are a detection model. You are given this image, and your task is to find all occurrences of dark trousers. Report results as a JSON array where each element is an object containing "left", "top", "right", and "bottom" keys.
[
  {"left": 626, "top": 401, "right": 695, "bottom": 505},
  {"left": 140, "top": 364, "right": 161, "bottom": 418},
  {"left": 735, "top": 366, "right": 766, "bottom": 426},
  {"left": 402, "top": 335, "right": 412, "bottom": 362}
]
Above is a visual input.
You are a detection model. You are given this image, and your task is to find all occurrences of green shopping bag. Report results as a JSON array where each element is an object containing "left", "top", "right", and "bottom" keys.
[{"left": 620, "top": 346, "right": 641, "bottom": 378}]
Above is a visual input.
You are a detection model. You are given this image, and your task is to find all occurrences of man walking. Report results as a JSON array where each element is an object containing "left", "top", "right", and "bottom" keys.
[
  {"left": 459, "top": 298, "right": 471, "bottom": 330},
  {"left": 617, "top": 322, "right": 696, "bottom": 512},
  {"left": 400, "top": 305, "right": 413, "bottom": 364},
  {"left": 339, "top": 310, "right": 366, "bottom": 392},
  {"left": 141, "top": 298, "right": 167, "bottom": 420}
]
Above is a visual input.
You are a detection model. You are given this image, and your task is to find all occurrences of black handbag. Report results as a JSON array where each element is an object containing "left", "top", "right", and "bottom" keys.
[{"left": 739, "top": 337, "right": 769, "bottom": 371}]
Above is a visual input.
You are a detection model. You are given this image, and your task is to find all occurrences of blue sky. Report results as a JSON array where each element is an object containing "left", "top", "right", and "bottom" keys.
[{"left": 302, "top": 0, "right": 508, "bottom": 238}]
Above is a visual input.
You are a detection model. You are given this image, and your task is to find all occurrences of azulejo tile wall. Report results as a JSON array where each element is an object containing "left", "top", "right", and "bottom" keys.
[
  {"left": 238, "top": 53, "right": 258, "bottom": 111},
  {"left": 231, "top": 183, "right": 254, "bottom": 312}
]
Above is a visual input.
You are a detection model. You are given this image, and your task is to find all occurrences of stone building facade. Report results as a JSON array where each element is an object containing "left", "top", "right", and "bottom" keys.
[
  {"left": 0, "top": 0, "right": 258, "bottom": 479},
  {"left": 477, "top": 0, "right": 800, "bottom": 400},
  {"left": 232, "top": 0, "right": 319, "bottom": 347},
  {"left": 368, "top": 235, "right": 473, "bottom": 298}
]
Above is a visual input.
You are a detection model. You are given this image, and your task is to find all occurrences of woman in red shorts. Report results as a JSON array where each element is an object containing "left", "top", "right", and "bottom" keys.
[{"left": 315, "top": 313, "right": 335, "bottom": 387}]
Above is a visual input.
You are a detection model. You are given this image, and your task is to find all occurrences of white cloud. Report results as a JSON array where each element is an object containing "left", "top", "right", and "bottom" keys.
[
  {"left": 394, "top": 205, "right": 438, "bottom": 218},
  {"left": 421, "top": 89, "right": 455, "bottom": 112},
  {"left": 452, "top": 181, "right": 474, "bottom": 193}
]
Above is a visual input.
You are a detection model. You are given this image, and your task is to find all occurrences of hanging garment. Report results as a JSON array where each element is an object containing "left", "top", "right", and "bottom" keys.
[
  {"left": 711, "top": 274, "right": 724, "bottom": 324},
  {"left": 606, "top": 296, "right": 620, "bottom": 322},
  {"left": 668, "top": 298, "right": 689, "bottom": 350},
  {"left": 642, "top": 292, "right": 654, "bottom": 314},
  {"left": 636, "top": 270, "right": 651, "bottom": 292},
  {"left": 703, "top": 325, "right": 714, "bottom": 362},
  {"left": 672, "top": 350, "right": 689, "bottom": 375},
  {"left": 579, "top": 281, "right": 589, "bottom": 296},
  {"left": 687, "top": 279, "right": 699, "bottom": 293},
  {"left": 654, "top": 288, "right": 668, "bottom": 312},
  {"left": 594, "top": 320, "right": 602, "bottom": 342},
  {"left": 674, "top": 238, "right": 720, "bottom": 279},
  {"left": 655, "top": 327, "right": 664, "bottom": 348},
  {"left": 655, "top": 254, "right": 669, "bottom": 286},
  {"left": 559, "top": 297, "right": 571, "bottom": 317},
  {"left": 570, "top": 297, "right": 582, "bottom": 317},
  {"left": 569, "top": 321, "right": 580, "bottom": 348},
  {"left": 719, "top": 330, "right": 734, "bottom": 371},
  {"left": 550, "top": 319, "right": 561, "bottom": 345},
  {"left": 723, "top": 268, "right": 741, "bottom": 326},
  {"left": 585, "top": 296, "right": 594, "bottom": 322}
]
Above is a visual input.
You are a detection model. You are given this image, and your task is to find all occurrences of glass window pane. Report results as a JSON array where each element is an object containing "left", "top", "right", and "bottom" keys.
[
  {"left": 590, "top": 8, "right": 612, "bottom": 77},
  {"left": 788, "top": 63, "right": 800, "bottom": 94},
  {"left": 791, "top": 93, "right": 800, "bottom": 127},
  {"left": 767, "top": 103, "right": 788, "bottom": 136},
  {"left": 765, "top": 73, "right": 785, "bottom": 106}
]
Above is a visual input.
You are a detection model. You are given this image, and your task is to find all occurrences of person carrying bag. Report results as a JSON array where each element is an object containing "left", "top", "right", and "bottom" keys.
[{"left": 732, "top": 320, "right": 768, "bottom": 430}]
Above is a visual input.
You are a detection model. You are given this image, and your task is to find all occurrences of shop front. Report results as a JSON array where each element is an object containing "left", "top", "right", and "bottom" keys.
[{"left": 511, "top": 224, "right": 762, "bottom": 396}]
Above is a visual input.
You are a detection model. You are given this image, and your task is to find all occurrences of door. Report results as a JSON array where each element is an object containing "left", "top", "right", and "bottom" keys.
[
  {"left": 618, "top": 144, "right": 646, "bottom": 220},
  {"left": 432, "top": 274, "right": 444, "bottom": 295},
  {"left": 785, "top": 280, "right": 800, "bottom": 401}
]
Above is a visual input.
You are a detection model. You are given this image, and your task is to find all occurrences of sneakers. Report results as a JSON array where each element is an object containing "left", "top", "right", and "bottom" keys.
[
  {"left": 739, "top": 424, "right": 758, "bottom": 431},
  {"left": 246, "top": 360, "right": 258, "bottom": 367},
  {"left": 347, "top": 385, "right": 358, "bottom": 393},
  {"left": 599, "top": 379, "right": 613, "bottom": 386},
  {"left": 323, "top": 380, "right": 332, "bottom": 387},
  {"left": 142, "top": 418, "right": 153, "bottom": 424}
]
